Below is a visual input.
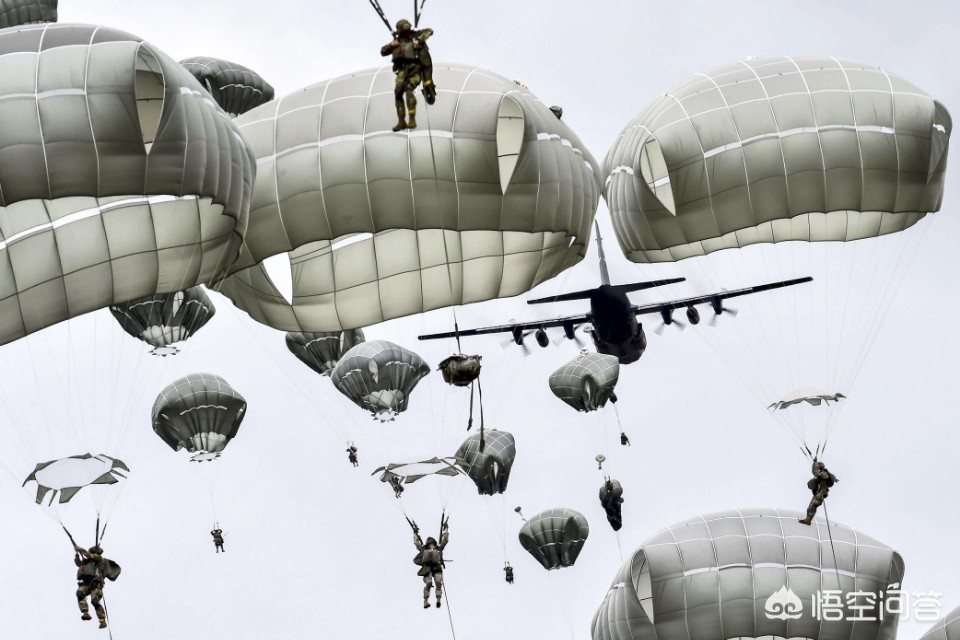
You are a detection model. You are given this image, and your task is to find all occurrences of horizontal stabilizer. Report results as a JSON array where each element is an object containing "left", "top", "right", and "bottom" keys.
[{"left": 527, "top": 278, "right": 685, "bottom": 305}]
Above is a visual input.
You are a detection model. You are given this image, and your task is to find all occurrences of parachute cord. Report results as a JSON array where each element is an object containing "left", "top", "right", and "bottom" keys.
[
  {"left": 466, "top": 381, "right": 474, "bottom": 431},
  {"left": 822, "top": 502, "right": 843, "bottom": 592},
  {"left": 102, "top": 592, "right": 114, "bottom": 640},
  {"left": 441, "top": 575, "right": 458, "bottom": 640},
  {"left": 367, "top": 0, "right": 393, "bottom": 31},
  {"left": 423, "top": 99, "right": 458, "bottom": 310},
  {"left": 414, "top": 0, "right": 427, "bottom": 28},
  {"left": 614, "top": 530, "right": 624, "bottom": 563}
]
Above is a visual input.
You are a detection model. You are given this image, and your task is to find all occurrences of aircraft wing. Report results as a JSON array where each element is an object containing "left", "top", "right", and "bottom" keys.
[
  {"left": 631, "top": 276, "right": 813, "bottom": 316},
  {"left": 418, "top": 312, "right": 591, "bottom": 341}
]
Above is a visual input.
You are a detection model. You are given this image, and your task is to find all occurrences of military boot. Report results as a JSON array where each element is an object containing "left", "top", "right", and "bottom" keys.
[
  {"left": 393, "top": 102, "right": 407, "bottom": 132},
  {"left": 436, "top": 599, "right": 442, "bottom": 608},
  {"left": 81, "top": 612, "right": 92, "bottom": 621},
  {"left": 98, "top": 618, "right": 108, "bottom": 629},
  {"left": 407, "top": 111, "right": 417, "bottom": 130},
  {"left": 798, "top": 516, "right": 813, "bottom": 526},
  {"left": 423, "top": 81, "right": 436, "bottom": 105},
  {"left": 423, "top": 598, "right": 431, "bottom": 609}
]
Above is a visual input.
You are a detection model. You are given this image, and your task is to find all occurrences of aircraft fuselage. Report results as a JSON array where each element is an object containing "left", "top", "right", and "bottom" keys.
[{"left": 588, "top": 285, "right": 647, "bottom": 365}]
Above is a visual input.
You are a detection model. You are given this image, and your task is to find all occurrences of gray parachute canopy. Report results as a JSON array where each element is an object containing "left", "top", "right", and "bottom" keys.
[
  {"left": 591, "top": 507, "right": 905, "bottom": 640},
  {"left": 0, "top": 0, "right": 56, "bottom": 27},
  {"left": 519, "top": 508, "right": 589, "bottom": 570},
  {"left": 23, "top": 453, "right": 129, "bottom": 505},
  {"left": 455, "top": 430, "right": 516, "bottom": 495},
  {"left": 286, "top": 329, "right": 366, "bottom": 376},
  {"left": 216, "top": 63, "right": 601, "bottom": 332},
  {"left": 604, "top": 56, "right": 951, "bottom": 264},
  {"left": 180, "top": 56, "right": 275, "bottom": 117},
  {"left": 919, "top": 603, "right": 960, "bottom": 640},
  {"left": 0, "top": 24, "right": 254, "bottom": 346},
  {"left": 549, "top": 351, "right": 620, "bottom": 412},
  {"left": 152, "top": 373, "right": 247, "bottom": 457},
  {"left": 110, "top": 287, "right": 216, "bottom": 352},
  {"left": 330, "top": 340, "right": 430, "bottom": 421}
]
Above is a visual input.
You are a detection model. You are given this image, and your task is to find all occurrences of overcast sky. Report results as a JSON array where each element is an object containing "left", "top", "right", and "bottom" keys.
[{"left": 1, "top": 1, "right": 958, "bottom": 639}]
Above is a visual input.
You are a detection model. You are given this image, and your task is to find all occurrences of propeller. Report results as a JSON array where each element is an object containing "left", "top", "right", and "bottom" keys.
[
  {"left": 707, "top": 306, "right": 739, "bottom": 326},
  {"left": 498, "top": 320, "right": 533, "bottom": 355}
]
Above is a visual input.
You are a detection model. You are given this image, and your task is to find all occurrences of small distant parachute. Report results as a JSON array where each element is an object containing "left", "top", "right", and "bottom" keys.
[
  {"left": 519, "top": 508, "right": 589, "bottom": 570},
  {"left": 152, "top": 374, "right": 247, "bottom": 460},
  {"left": 549, "top": 351, "right": 620, "bottom": 412},
  {"left": 180, "top": 56, "right": 275, "bottom": 117},
  {"left": 455, "top": 430, "right": 516, "bottom": 495},
  {"left": 110, "top": 287, "right": 216, "bottom": 355},
  {"left": 919, "top": 603, "right": 960, "bottom": 640},
  {"left": 23, "top": 454, "right": 128, "bottom": 505},
  {"left": 372, "top": 457, "right": 464, "bottom": 485},
  {"left": 768, "top": 388, "right": 846, "bottom": 412},
  {"left": 592, "top": 508, "right": 905, "bottom": 640},
  {"left": 286, "top": 329, "right": 366, "bottom": 376},
  {"left": 330, "top": 340, "right": 430, "bottom": 421},
  {"left": 0, "top": 0, "right": 57, "bottom": 28}
]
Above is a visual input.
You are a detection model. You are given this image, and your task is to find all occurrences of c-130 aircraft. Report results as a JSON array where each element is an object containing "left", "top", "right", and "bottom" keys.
[{"left": 419, "top": 223, "right": 812, "bottom": 364}]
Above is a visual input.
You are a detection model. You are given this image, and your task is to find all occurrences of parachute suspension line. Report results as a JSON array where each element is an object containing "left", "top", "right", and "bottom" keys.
[
  {"left": 422, "top": 99, "right": 459, "bottom": 311},
  {"left": 366, "top": 0, "right": 393, "bottom": 31},
  {"left": 101, "top": 591, "right": 115, "bottom": 640},
  {"left": 822, "top": 218, "right": 933, "bottom": 455},
  {"left": 413, "top": 0, "right": 427, "bottom": 27},
  {"left": 821, "top": 501, "right": 843, "bottom": 592},
  {"left": 441, "top": 573, "right": 458, "bottom": 640}
]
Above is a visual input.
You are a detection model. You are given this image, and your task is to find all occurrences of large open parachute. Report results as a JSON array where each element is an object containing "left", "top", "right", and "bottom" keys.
[
  {"left": 215, "top": 63, "right": 601, "bottom": 332},
  {"left": 603, "top": 56, "right": 951, "bottom": 456},
  {"left": 0, "top": 24, "right": 254, "bottom": 346},
  {"left": 591, "top": 508, "right": 905, "bottom": 640},
  {"left": 152, "top": 374, "right": 248, "bottom": 459},
  {"left": 372, "top": 457, "right": 464, "bottom": 485},
  {"left": 0, "top": 0, "right": 56, "bottom": 27}
]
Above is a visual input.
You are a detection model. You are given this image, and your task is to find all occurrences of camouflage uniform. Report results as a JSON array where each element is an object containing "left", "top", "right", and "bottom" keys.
[
  {"left": 347, "top": 446, "right": 358, "bottom": 467},
  {"left": 799, "top": 460, "right": 838, "bottom": 525},
  {"left": 381, "top": 19, "right": 434, "bottom": 131},
  {"left": 503, "top": 564, "right": 514, "bottom": 584},
  {"left": 74, "top": 546, "right": 107, "bottom": 628},
  {"left": 414, "top": 524, "right": 449, "bottom": 608}
]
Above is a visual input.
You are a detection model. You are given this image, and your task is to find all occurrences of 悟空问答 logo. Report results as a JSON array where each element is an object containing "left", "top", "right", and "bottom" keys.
[{"left": 765, "top": 586, "right": 803, "bottom": 620}]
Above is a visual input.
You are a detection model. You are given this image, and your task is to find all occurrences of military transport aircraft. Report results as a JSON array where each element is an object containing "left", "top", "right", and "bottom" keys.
[{"left": 418, "top": 225, "right": 812, "bottom": 364}]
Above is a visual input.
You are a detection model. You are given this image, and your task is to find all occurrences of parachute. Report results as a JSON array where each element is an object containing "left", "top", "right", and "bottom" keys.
[
  {"left": 215, "top": 63, "right": 601, "bottom": 332},
  {"left": 518, "top": 508, "right": 589, "bottom": 570},
  {"left": 180, "top": 56, "right": 275, "bottom": 117},
  {"left": 372, "top": 457, "right": 464, "bottom": 485},
  {"left": 591, "top": 508, "right": 905, "bottom": 640},
  {"left": 549, "top": 351, "right": 620, "bottom": 412},
  {"left": 603, "top": 56, "right": 951, "bottom": 456},
  {"left": 152, "top": 374, "right": 247, "bottom": 459},
  {"left": 0, "top": 0, "right": 56, "bottom": 27},
  {"left": 919, "top": 603, "right": 960, "bottom": 640},
  {"left": 110, "top": 287, "right": 216, "bottom": 355},
  {"left": 286, "top": 329, "right": 366, "bottom": 376},
  {"left": 455, "top": 430, "right": 516, "bottom": 495},
  {"left": 0, "top": 24, "right": 254, "bottom": 346},
  {"left": 23, "top": 454, "right": 128, "bottom": 505},
  {"left": 330, "top": 340, "right": 430, "bottom": 421}
]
